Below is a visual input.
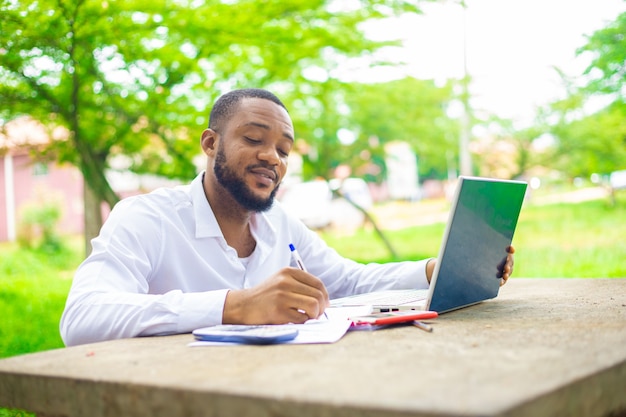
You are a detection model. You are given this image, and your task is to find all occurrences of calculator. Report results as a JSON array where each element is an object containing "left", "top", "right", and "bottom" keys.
[{"left": 192, "top": 325, "right": 299, "bottom": 344}]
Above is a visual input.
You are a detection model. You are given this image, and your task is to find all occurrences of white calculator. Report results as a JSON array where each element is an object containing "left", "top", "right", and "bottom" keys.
[{"left": 192, "top": 325, "right": 299, "bottom": 344}]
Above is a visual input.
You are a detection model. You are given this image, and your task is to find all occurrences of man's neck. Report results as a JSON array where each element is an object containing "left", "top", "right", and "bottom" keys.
[{"left": 203, "top": 175, "right": 256, "bottom": 258}]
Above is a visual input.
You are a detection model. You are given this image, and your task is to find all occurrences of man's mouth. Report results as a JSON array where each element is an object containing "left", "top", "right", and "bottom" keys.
[{"left": 249, "top": 167, "right": 277, "bottom": 186}]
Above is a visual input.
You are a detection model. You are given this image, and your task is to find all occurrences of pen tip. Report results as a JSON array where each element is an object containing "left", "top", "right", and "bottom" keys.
[{"left": 289, "top": 243, "right": 295, "bottom": 251}]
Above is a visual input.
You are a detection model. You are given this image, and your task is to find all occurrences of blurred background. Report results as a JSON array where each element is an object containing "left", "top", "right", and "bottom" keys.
[{"left": 1, "top": 0, "right": 625, "bottom": 360}]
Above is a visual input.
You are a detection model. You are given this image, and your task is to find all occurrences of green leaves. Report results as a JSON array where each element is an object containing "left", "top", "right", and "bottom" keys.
[
  {"left": 578, "top": 11, "right": 626, "bottom": 97},
  {"left": 1, "top": 0, "right": 427, "bottom": 188},
  {"left": 541, "top": 10, "right": 626, "bottom": 179},
  {"left": 343, "top": 77, "right": 456, "bottom": 180}
]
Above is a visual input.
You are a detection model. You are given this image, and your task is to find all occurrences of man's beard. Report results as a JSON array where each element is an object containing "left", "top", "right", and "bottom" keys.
[{"left": 214, "top": 145, "right": 279, "bottom": 212}]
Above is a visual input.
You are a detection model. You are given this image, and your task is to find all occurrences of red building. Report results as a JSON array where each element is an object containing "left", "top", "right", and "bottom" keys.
[{"left": 0, "top": 117, "right": 84, "bottom": 242}]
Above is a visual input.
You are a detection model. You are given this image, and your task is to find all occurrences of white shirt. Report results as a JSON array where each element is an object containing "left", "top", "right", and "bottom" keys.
[{"left": 60, "top": 172, "right": 430, "bottom": 346}]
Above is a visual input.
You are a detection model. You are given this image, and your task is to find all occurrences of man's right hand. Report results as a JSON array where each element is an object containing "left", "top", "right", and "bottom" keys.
[{"left": 222, "top": 267, "right": 330, "bottom": 325}]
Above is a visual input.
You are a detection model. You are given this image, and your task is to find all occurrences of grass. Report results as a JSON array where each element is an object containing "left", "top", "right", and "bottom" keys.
[
  {"left": 0, "top": 243, "right": 81, "bottom": 417},
  {"left": 0, "top": 410, "right": 34, "bottom": 417},
  {"left": 319, "top": 192, "right": 626, "bottom": 278},
  {"left": 514, "top": 197, "right": 626, "bottom": 277},
  {"left": 0, "top": 243, "right": 80, "bottom": 359}
]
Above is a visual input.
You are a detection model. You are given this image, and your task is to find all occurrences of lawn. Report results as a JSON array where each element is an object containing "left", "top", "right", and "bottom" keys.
[
  {"left": 320, "top": 192, "right": 626, "bottom": 278},
  {"left": 0, "top": 244, "right": 81, "bottom": 359},
  {"left": 1, "top": 192, "right": 624, "bottom": 361}
]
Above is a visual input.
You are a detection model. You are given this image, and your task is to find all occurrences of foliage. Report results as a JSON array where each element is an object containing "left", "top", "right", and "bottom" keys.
[
  {"left": 549, "top": 102, "right": 626, "bottom": 178},
  {"left": 578, "top": 10, "right": 626, "bottom": 98},
  {"left": 16, "top": 202, "right": 64, "bottom": 253},
  {"left": 341, "top": 77, "right": 456, "bottom": 181},
  {"left": 541, "top": 10, "right": 626, "bottom": 179},
  {"left": 0, "top": 0, "right": 426, "bottom": 239},
  {"left": 2, "top": 0, "right": 625, "bottom": 262},
  {"left": 471, "top": 116, "right": 539, "bottom": 181}
]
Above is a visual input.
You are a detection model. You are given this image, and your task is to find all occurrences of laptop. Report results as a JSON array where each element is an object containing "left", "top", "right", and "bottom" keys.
[{"left": 329, "top": 176, "right": 528, "bottom": 314}]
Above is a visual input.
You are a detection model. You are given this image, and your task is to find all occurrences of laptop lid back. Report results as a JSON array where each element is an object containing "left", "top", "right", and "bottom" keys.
[{"left": 426, "top": 176, "right": 527, "bottom": 313}]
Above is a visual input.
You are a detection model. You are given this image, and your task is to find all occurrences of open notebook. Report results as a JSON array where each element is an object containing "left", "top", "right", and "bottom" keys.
[{"left": 330, "top": 176, "right": 527, "bottom": 314}]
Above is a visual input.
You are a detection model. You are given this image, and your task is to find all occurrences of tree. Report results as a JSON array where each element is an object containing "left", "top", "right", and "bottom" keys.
[
  {"left": 470, "top": 116, "right": 538, "bottom": 181},
  {"left": 342, "top": 77, "right": 456, "bottom": 181},
  {"left": 0, "top": 0, "right": 425, "bottom": 254},
  {"left": 550, "top": 102, "right": 626, "bottom": 179},
  {"left": 578, "top": 10, "right": 626, "bottom": 100},
  {"left": 543, "top": 10, "right": 626, "bottom": 179}
]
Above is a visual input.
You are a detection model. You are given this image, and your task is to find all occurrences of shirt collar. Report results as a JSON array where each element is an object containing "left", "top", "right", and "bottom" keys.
[
  {"left": 191, "top": 171, "right": 277, "bottom": 249},
  {"left": 191, "top": 172, "right": 222, "bottom": 238}
]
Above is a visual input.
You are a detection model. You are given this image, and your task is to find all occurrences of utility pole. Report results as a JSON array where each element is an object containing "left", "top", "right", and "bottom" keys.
[{"left": 459, "top": 0, "right": 473, "bottom": 176}]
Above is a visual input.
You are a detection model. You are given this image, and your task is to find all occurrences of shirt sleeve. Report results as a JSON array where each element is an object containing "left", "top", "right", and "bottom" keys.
[
  {"left": 59, "top": 197, "right": 227, "bottom": 347},
  {"left": 285, "top": 211, "right": 431, "bottom": 299}
]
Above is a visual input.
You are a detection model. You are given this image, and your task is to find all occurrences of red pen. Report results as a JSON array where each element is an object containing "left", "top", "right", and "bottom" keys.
[{"left": 350, "top": 310, "right": 438, "bottom": 326}]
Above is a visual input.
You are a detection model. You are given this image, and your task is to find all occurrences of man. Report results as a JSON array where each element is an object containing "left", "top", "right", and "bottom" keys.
[{"left": 60, "top": 88, "right": 514, "bottom": 346}]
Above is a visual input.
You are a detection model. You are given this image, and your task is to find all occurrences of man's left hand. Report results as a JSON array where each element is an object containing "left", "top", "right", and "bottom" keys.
[{"left": 498, "top": 245, "right": 515, "bottom": 286}]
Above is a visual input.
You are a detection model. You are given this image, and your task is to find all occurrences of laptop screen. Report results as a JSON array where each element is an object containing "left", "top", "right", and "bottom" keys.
[{"left": 427, "top": 177, "right": 527, "bottom": 313}]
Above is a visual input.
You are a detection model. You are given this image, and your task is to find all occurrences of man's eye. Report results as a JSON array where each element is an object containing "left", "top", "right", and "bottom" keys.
[{"left": 245, "top": 136, "right": 261, "bottom": 144}]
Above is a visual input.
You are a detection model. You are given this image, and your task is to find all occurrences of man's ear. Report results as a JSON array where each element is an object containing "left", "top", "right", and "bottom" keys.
[{"left": 201, "top": 129, "right": 218, "bottom": 156}]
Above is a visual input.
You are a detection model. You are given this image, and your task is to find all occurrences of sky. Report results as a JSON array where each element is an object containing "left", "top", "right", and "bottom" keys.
[{"left": 338, "top": 0, "right": 625, "bottom": 127}]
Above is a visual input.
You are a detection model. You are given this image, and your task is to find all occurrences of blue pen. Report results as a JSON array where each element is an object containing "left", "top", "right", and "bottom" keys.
[
  {"left": 289, "top": 243, "right": 307, "bottom": 271},
  {"left": 289, "top": 243, "right": 328, "bottom": 319}
]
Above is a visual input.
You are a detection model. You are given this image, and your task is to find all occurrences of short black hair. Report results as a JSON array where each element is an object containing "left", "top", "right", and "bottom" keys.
[{"left": 208, "top": 88, "right": 288, "bottom": 131}]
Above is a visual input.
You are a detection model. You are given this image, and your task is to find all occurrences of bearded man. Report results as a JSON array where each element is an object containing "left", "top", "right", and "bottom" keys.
[{"left": 60, "top": 88, "right": 514, "bottom": 346}]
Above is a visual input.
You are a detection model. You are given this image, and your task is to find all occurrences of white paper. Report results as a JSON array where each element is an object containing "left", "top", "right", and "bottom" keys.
[{"left": 188, "top": 307, "right": 367, "bottom": 347}]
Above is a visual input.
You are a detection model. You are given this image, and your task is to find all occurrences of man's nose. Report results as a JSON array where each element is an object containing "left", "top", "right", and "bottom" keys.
[{"left": 258, "top": 145, "right": 280, "bottom": 165}]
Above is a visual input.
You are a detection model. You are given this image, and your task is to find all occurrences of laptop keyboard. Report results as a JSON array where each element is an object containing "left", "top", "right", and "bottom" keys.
[
  {"left": 365, "top": 290, "right": 429, "bottom": 306},
  {"left": 331, "top": 289, "right": 429, "bottom": 307}
]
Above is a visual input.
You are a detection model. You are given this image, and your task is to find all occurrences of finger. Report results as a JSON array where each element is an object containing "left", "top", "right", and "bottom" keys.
[
  {"left": 296, "top": 308, "right": 325, "bottom": 321},
  {"left": 287, "top": 268, "right": 330, "bottom": 305},
  {"left": 290, "top": 280, "right": 329, "bottom": 310},
  {"left": 290, "top": 309, "right": 312, "bottom": 324},
  {"left": 278, "top": 307, "right": 314, "bottom": 324},
  {"left": 501, "top": 260, "right": 514, "bottom": 285},
  {"left": 289, "top": 267, "right": 328, "bottom": 291},
  {"left": 496, "top": 245, "right": 514, "bottom": 279},
  {"left": 291, "top": 293, "right": 325, "bottom": 320},
  {"left": 496, "top": 256, "right": 507, "bottom": 278},
  {"left": 506, "top": 254, "right": 514, "bottom": 274}
]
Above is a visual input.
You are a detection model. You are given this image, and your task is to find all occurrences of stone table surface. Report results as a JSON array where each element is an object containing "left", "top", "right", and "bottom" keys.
[{"left": 1, "top": 278, "right": 625, "bottom": 417}]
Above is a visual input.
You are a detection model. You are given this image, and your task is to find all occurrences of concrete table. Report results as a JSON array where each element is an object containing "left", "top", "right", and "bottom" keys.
[{"left": 1, "top": 278, "right": 625, "bottom": 417}]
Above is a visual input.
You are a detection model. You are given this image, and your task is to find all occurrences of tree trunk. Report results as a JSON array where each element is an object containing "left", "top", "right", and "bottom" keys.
[
  {"left": 82, "top": 181, "right": 103, "bottom": 257},
  {"left": 332, "top": 189, "right": 399, "bottom": 260}
]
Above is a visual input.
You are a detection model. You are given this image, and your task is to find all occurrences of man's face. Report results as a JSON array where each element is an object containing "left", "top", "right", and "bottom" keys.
[
  {"left": 214, "top": 142, "right": 280, "bottom": 212},
  {"left": 212, "top": 98, "right": 294, "bottom": 212}
]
